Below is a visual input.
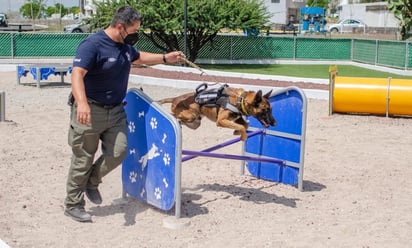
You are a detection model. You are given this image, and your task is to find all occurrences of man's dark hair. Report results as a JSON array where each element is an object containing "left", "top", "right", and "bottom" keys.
[{"left": 110, "top": 6, "right": 142, "bottom": 28}]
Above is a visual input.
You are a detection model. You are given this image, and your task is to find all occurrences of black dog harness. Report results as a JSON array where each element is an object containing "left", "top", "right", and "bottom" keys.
[{"left": 194, "top": 83, "right": 248, "bottom": 115}]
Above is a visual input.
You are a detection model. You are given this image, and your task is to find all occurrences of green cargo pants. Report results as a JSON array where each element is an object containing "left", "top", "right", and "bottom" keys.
[{"left": 65, "top": 102, "right": 128, "bottom": 209}]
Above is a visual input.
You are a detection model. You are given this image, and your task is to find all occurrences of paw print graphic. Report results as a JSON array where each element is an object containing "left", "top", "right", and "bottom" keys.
[
  {"left": 128, "top": 121, "right": 135, "bottom": 133},
  {"left": 163, "top": 178, "right": 169, "bottom": 188},
  {"left": 150, "top": 117, "right": 157, "bottom": 130},
  {"left": 140, "top": 188, "right": 146, "bottom": 198},
  {"left": 129, "top": 171, "right": 137, "bottom": 183},
  {"left": 163, "top": 153, "right": 170, "bottom": 166},
  {"left": 154, "top": 187, "right": 162, "bottom": 200}
]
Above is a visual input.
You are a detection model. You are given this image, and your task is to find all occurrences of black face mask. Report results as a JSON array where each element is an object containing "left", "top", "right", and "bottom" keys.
[{"left": 123, "top": 33, "right": 139, "bottom": 46}]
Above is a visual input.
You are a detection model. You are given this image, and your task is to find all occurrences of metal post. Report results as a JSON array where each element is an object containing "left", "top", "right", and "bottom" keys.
[
  {"left": 36, "top": 67, "right": 41, "bottom": 88},
  {"left": 0, "top": 91, "right": 5, "bottom": 122},
  {"left": 183, "top": 0, "right": 188, "bottom": 63},
  {"left": 375, "top": 39, "right": 378, "bottom": 66},
  {"left": 405, "top": 42, "right": 409, "bottom": 71},
  {"left": 16, "top": 65, "right": 21, "bottom": 85}
]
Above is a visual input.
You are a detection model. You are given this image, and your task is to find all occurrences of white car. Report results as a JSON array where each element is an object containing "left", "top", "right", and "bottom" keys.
[
  {"left": 63, "top": 20, "right": 90, "bottom": 33},
  {"left": 328, "top": 19, "right": 366, "bottom": 33}
]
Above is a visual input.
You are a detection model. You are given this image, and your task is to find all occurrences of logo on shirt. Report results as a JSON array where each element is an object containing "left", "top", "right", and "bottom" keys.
[
  {"left": 126, "top": 52, "right": 131, "bottom": 62},
  {"left": 108, "top": 58, "right": 116, "bottom": 62},
  {"left": 73, "top": 58, "right": 81, "bottom": 62}
]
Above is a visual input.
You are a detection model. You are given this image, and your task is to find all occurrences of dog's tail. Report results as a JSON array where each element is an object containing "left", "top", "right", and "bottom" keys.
[{"left": 157, "top": 97, "right": 175, "bottom": 105}]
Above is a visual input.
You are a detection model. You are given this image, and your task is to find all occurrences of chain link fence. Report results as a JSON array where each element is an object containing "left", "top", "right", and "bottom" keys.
[{"left": 0, "top": 32, "right": 410, "bottom": 70}]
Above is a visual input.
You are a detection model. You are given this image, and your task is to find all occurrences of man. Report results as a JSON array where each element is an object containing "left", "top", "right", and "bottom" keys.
[{"left": 64, "top": 6, "right": 183, "bottom": 222}]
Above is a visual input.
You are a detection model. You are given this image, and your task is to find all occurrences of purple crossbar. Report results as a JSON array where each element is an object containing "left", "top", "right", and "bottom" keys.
[
  {"left": 182, "top": 150, "right": 285, "bottom": 164},
  {"left": 181, "top": 129, "right": 264, "bottom": 162}
]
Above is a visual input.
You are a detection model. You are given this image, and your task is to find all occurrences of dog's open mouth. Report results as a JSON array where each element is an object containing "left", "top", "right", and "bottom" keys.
[
  {"left": 259, "top": 120, "right": 270, "bottom": 128},
  {"left": 259, "top": 118, "right": 277, "bottom": 128}
]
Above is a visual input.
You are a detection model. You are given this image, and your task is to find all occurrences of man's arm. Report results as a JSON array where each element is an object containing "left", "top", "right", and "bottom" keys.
[
  {"left": 133, "top": 51, "right": 184, "bottom": 65},
  {"left": 71, "top": 66, "right": 91, "bottom": 126}
]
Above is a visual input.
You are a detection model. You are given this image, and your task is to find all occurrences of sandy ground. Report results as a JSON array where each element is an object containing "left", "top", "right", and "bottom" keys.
[{"left": 1, "top": 69, "right": 412, "bottom": 248}]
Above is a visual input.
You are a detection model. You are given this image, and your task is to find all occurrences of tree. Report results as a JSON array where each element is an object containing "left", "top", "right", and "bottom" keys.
[
  {"left": 20, "top": 0, "right": 47, "bottom": 19},
  {"left": 91, "top": 0, "right": 271, "bottom": 61},
  {"left": 385, "top": 0, "right": 412, "bottom": 40},
  {"left": 45, "top": 4, "right": 68, "bottom": 18},
  {"left": 328, "top": 0, "right": 339, "bottom": 16},
  {"left": 306, "top": 0, "right": 329, "bottom": 8}
]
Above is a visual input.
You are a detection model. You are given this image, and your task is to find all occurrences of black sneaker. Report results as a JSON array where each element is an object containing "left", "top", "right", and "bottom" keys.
[
  {"left": 64, "top": 207, "right": 92, "bottom": 222},
  {"left": 85, "top": 188, "right": 102, "bottom": 205}
]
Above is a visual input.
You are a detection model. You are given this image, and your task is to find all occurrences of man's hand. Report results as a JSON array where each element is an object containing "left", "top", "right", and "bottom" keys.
[
  {"left": 76, "top": 101, "right": 91, "bottom": 126},
  {"left": 164, "top": 51, "right": 186, "bottom": 64}
]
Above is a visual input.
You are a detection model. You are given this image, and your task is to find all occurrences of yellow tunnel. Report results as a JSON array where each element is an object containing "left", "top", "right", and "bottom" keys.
[{"left": 330, "top": 69, "right": 412, "bottom": 117}]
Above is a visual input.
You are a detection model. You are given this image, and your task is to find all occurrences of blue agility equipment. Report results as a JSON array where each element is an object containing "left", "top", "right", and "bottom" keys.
[
  {"left": 122, "top": 88, "right": 182, "bottom": 211},
  {"left": 16, "top": 64, "right": 72, "bottom": 88},
  {"left": 245, "top": 87, "right": 307, "bottom": 188},
  {"left": 299, "top": 7, "right": 326, "bottom": 34},
  {"left": 121, "top": 86, "right": 307, "bottom": 218}
]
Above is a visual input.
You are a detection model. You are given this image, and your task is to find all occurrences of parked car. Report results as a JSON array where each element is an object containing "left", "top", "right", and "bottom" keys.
[
  {"left": 0, "top": 13, "right": 8, "bottom": 27},
  {"left": 63, "top": 20, "right": 90, "bottom": 33},
  {"left": 328, "top": 19, "right": 366, "bottom": 33}
]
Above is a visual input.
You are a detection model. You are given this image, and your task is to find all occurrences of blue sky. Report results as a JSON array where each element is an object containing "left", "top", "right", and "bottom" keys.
[{"left": 1, "top": 0, "right": 78, "bottom": 12}]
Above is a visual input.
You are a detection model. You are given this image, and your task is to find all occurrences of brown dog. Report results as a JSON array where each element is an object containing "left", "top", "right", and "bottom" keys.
[{"left": 159, "top": 84, "right": 276, "bottom": 141}]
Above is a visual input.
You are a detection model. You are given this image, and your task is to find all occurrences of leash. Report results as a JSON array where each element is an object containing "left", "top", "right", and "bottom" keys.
[
  {"left": 178, "top": 54, "right": 228, "bottom": 89},
  {"left": 180, "top": 56, "right": 208, "bottom": 76},
  {"left": 179, "top": 55, "right": 248, "bottom": 107}
]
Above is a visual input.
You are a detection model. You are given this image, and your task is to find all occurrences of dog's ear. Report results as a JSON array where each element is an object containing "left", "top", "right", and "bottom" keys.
[
  {"left": 254, "top": 90, "right": 263, "bottom": 106},
  {"left": 264, "top": 90, "right": 272, "bottom": 99}
]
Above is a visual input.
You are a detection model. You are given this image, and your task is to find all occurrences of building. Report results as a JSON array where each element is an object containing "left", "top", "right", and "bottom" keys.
[
  {"left": 264, "top": 0, "right": 307, "bottom": 25},
  {"left": 337, "top": 1, "right": 398, "bottom": 28}
]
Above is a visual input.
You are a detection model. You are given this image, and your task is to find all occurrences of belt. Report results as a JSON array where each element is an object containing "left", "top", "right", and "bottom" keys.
[{"left": 88, "top": 99, "right": 123, "bottom": 109}]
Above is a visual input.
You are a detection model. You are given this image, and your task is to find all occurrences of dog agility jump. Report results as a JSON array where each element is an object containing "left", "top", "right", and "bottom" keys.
[{"left": 121, "top": 85, "right": 307, "bottom": 219}]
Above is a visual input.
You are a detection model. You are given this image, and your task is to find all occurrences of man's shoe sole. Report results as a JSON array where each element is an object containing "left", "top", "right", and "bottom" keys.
[
  {"left": 85, "top": 188, "right": 102, "bottom": 205},
  {"left": 64, "top": 210, "right": 92, "bottom": 222}
]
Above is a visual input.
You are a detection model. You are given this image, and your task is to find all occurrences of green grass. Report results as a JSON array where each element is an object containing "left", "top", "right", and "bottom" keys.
[{"left": 200, "top": 64, "right": 412, "bottom": 79}]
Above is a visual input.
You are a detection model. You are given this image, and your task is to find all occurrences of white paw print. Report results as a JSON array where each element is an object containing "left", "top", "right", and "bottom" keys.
[
  {"left": 129, "top": 171, "right": 137, "bottom": 183},
  {"left": 128, "top": 121, "right": 135, "bottom": 133},
  {"left": 154, "top": 187, "right": 162, "bottom": 200},
  {"left": 163, "top": 153, "right": 170, "bottom": 166},
  {"left": 150, "top": 117, "right": 157, "bottom": 129}
]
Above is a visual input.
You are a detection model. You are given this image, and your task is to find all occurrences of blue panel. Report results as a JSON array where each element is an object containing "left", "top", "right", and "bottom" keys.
[
  {"left": 300, "top": 7, "right": 324, "bottom": 15},
  {"left": 122, "top": 89, "right": 178, "bottom": 211},
  {"left": 261, "top": 135, "right": 300, "bottom": 163},
  {"left": 17, "top": 65, "right": 28, "bottom": 78},
  {"left": 282, "top": 166, "right": 299, "bottom": 185},
  {"left": 245, "top": 88, "right": 304, "bottom": 185},
  {"left": 247, "top": 161, "right": 282, "bottom": 182},
  {"left": 30, "top": 67, "right": 55, "bottom": 80}
]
